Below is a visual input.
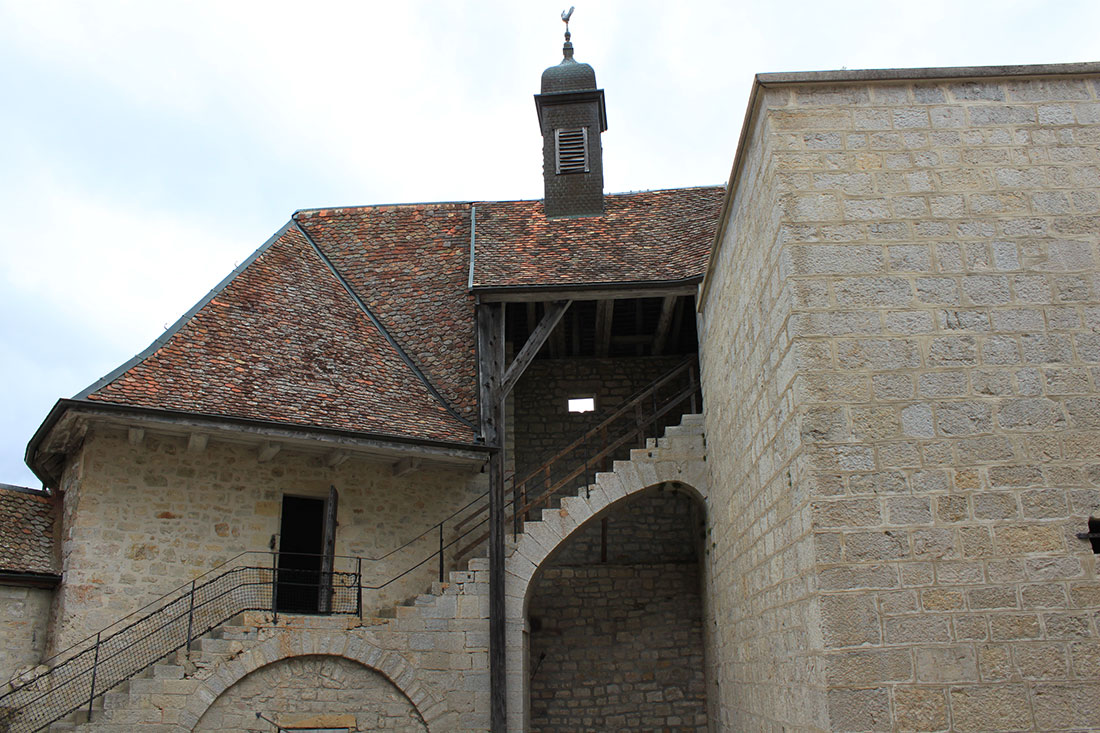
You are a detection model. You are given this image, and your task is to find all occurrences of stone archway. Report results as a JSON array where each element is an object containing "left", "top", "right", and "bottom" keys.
[
  {"left": 500, "top": 425, "right": 709, "bottom": 732},
  {"left": 194, "top": 654, "right": 427, "bottom": 732},
  {"left": 526, "top": 486, "right": 709, "bottom": 731},
  {"left": 178, "top": 629, "right": 444, "bottom": 731}
]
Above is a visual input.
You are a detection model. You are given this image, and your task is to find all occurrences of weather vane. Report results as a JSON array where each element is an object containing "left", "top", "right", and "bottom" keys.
[{"left": 561, "top": 6, "right": 575, "bottom": 40}]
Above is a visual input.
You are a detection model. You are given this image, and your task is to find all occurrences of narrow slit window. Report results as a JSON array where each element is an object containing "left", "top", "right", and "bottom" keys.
[
  {"left": 568, "top": 396, "right": 595, "bottom": 413},
  {"left": 555, "top": 127, "right": 589, "bottom": 174}
]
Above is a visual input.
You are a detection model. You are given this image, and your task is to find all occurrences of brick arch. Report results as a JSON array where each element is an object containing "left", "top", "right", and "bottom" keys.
[
  {"left": 502, "top": 447, "right": 709, "bottom": 731},
  {"left": 177, "top": 629, "right": 447, "bottom": 731}
]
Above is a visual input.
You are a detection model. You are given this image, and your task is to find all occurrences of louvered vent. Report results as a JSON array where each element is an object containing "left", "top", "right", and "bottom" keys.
[{"left": 555, "top": 127, "right": 589, "bottom": 174}]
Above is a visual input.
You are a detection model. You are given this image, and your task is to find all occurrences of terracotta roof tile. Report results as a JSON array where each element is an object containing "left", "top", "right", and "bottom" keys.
[
  {"left": 296, "top": 204, "right": 477, "bottom": 419},
  {"left": 85, "top": 226, "right": 475, "bottom": 444},
  {"left": 471, "top": 186, "right": 725, "bottom": 289},
  {"left": 0, "top": 487, "right": 57, "bottom": 575},
  {"left": 72, "top": 186, "right": 721, "bottom": 445}
]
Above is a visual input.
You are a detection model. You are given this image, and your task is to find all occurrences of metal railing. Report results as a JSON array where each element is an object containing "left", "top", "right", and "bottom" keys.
[{"left": 0, "top": 357, "right": 700, "bottom": 733}]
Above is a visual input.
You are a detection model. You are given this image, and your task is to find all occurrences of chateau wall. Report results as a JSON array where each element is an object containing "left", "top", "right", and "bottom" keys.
[
  {"left": 50, "top": 428, "right": 485, "bottom": 652},
  {"left": 703, "top": 71, "right": 1100, "bottom": 731},
  {"left": 699, "top": 84, "right": 826, "bottom": 731},
  {"left": 0, "top": 585, "right": 53, "bottom": 683}
]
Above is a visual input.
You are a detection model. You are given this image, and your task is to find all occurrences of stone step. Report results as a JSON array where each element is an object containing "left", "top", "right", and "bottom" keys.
[
  {"left": 150, "top": 663, "right": 183, "bottom": 680},
  {"left": 210, "top": 625, "right": 257, "bottom": 641},
  {"left": 188, "top": 637, "right": 236, "bottom": 655}
]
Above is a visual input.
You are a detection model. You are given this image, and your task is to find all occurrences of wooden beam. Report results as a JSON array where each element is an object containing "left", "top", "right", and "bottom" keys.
[
  {"left": 476, "top": 303, "right": 507, "bottom": 733},
  {"left": 652, "top": 295, "right": 677, "bottom": 355},
  {"left": 549, "top": 317, "right": 565, "bottom": 358},
  {"left": 525, "top": 302, "right": 537, "bottom": 335},
  {"left": 594, "top": 300, "right": 614, "bottom": 358},
  {"left": 391, "top": 457, "right": 422, "bottom": 476},
  {"left": 473, "top": 281, "right": 699, "bottom": 303},
  {"left": 326, "top": 450, "right": 351, "bottom": 468},
  {"left": 258, "top": 442, "right": 281, "bottom": 463},
  {"left": 128, "top": 427, "right": 145, "bottom": 445},
  {"left": 497, "top": 300, "right": 570, "bottom": 401},
  {"left": 187, "top": 433, "right": 208, "bottom": 453}
]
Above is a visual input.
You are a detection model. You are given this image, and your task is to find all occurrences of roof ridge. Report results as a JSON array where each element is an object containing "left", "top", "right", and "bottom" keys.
[
  {"left": 292, "top": 218, "right": 476, "bottom": 432},
  {"left": 295, "top": 200, "right": 473, "bottom": 217},
  {"left": 73, "top": 221, "right": 296, "bottom": 400}
]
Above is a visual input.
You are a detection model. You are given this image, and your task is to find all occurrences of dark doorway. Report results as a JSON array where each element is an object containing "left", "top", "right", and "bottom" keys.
[{"left": 276, "top": 495, "right": 326, "bottom": 613}]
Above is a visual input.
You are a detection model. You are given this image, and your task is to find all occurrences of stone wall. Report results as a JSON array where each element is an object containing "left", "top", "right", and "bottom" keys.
[
  {"left": 528, "top": 564, "right": 707, "bottom": 732},
  {"left": 0, "top": 585, "right": 53, "bottom": 683},
  {"left": 702, "top": 70, "right": 1100, "bottom": 731},
  {"left": 194, "top": 654, "right": 427, "bottom": 732},
  {"left": 698, "top": 82, "right": 826, "bottom": 731},
  {"left": 50, "top": 427, "right": 485, "bottom": 653},
  {"left": 512, "top": 355, "right": 686, "bottom": 497}
]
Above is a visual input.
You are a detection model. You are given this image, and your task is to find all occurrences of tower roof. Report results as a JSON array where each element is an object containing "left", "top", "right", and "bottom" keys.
[
  {"left": 540, "top": 17, "right": 596, "bottom": 94},
  {"left": 541, "top": 54, "right": 597, "bottom": 94}
]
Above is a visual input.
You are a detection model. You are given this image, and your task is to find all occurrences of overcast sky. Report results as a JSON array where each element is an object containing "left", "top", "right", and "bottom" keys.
[{"left": 2, "top": 0, "right": 1099, "bottom": 488}]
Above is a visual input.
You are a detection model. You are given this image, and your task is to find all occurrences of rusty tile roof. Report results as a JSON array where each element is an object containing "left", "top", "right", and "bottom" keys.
[
  {"left": 65, "top": 186, "right": 720, "bottom": 446},
  {"left": 0, "top": 486, "right": 57, "bottom": 576},
  {"left": 471, "top": 186, "right": 725, "bottom": 289},
  {"left": 296, "top": 203, "right": 477, "bottom": 420},
  {"left": 82, "top": 225, "right": 477, "bottom": 444}
]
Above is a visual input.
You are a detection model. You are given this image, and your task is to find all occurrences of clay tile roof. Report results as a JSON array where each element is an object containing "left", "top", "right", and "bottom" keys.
[
  {"left": 81, "top": 224, "right": 476, "bottom": 445},
  {"left": 67, "top": 185, "right": 721, "bottom": 446},
  {"left": 471, "top": 186, "right": 725, "bottom": 289},
  {"left": 296, "top": 203, "right": 477, "bottom": 419},
  {"left": 0, "top": 486, "right": 57, "bottom": 575}
]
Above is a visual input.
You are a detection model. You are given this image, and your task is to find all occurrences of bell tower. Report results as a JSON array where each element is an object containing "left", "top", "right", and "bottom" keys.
[{"left": 534, "top": 9, "right": 607, "bottom": 218}]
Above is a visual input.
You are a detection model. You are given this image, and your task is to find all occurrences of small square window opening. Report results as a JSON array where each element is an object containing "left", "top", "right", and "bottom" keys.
[{"left": 568, "top": 397, "right": 595, "bottom": 413}]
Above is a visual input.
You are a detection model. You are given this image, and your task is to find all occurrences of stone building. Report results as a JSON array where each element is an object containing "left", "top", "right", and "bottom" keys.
[{"left": 2, "top": 28, "right": 1100, "bottom": 733}]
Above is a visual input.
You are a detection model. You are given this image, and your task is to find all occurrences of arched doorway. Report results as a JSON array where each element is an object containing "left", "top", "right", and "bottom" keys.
[{"left": 525, "top": 485, "right": 708, "bottom": 731}]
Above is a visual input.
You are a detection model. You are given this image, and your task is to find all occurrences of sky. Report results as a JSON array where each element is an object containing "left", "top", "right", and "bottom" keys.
[{"left": 2, "top": 0, "right": 1100, "bottom": 488}]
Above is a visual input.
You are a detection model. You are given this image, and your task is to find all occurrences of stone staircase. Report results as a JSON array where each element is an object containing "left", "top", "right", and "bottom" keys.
[{"left": 40, "top": 414, "right": 706, "bottom": 732}]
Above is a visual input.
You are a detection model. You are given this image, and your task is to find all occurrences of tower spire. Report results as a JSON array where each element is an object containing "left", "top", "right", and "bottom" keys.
[
  {"left": 561, "top": 6, "right": 575, "bottom": 61},
  {"left": 535, "top": 6, "right": 608, "bottom": 218}
]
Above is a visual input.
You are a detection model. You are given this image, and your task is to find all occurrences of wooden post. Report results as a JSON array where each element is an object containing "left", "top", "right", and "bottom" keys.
[{"left": 477, "top": 302, "right": 507, "bottom": 732}]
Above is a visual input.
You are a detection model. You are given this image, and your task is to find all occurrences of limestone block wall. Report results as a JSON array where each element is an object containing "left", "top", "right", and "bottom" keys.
[
  {"left": 0, "top": 585, "right": 53, "bottom": 682},
  {"left": 699, "top": 84, "right": 826, "bottom": 731},
  {"left": 50, "top": 427, "right": 485, "bottom": 653},
  {"left": 703, "top": 69, "right": 1100, "bottom": 731}
]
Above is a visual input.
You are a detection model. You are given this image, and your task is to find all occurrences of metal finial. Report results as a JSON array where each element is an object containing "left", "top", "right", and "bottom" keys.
[{"left": 561, "top": 6, "right": 575, "bottom": 60}]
